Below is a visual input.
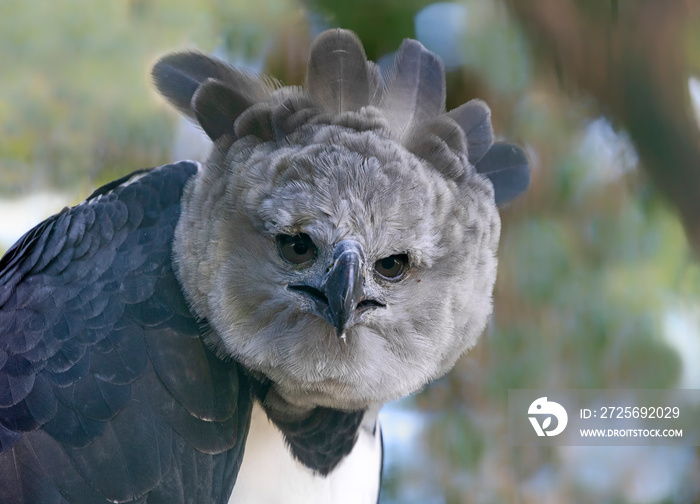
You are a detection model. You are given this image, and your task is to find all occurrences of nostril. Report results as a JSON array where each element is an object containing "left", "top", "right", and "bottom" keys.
[
  {"left": 289, "top": 285, "right": 328, "bottom": 305},
  {"left": 290, "top": 285, "right": 384, "bottom": 313},
  {"left": 357, "top": 299, "right": 385, "bottom": 311}
]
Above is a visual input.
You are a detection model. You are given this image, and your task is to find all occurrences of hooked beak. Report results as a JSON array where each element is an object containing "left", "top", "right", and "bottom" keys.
[
  {"left": 325, "top": 240, "right": 365, "bottom": 338},
  {"left": 288, "top": 240, "right": 384, "bottom": 339}
]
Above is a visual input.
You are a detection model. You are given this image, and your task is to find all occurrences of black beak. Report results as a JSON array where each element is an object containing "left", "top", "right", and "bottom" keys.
[
  {"left": 288, "top": 240, "right": 385, "bottom": 339},
  {"left": 324, "top": 240, "right": 365, "bottom": 338}
]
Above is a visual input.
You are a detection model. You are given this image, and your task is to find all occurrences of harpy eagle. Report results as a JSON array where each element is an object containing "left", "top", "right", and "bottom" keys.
[{"left": 0, "top": 29, "right": 529, "bottom": 503}]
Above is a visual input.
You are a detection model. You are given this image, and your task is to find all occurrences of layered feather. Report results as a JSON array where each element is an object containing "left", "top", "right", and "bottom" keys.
[
  {"left": 380, "top": 39, "right": 446, "bottom": 141},
  {"left": 152, "top": 29, "right": 529, "bottom": 203},
  {"left": 305, "top": 29, "right": 372, "bottom": 114}
]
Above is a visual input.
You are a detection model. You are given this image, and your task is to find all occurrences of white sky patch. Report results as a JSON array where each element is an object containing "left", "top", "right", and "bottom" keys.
[
  {"left": 688, "top": 76, "right": 700, "bottom": 131},
  {"left": 379, "top": 402, "right": 428, "bottom": 463},
  {"left": 172, "top": 117, "right": 213, "bottom": 162},
  {"left": 0, "top": 191, "right": 75, "bottom": 251},
  {"left": 663, "top": 305, "right": 700, "bottom": 390},
  {"left": 577, "top": 117, "right": 638, "bottom": 188}
]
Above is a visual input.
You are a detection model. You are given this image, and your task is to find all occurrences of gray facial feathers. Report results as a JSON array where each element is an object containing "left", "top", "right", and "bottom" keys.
[{"left": 153, "top": 29, "right": 529, "bottom": 410}]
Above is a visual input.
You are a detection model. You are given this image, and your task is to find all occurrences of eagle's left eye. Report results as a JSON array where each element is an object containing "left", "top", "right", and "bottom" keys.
[
  {"left": 374, "top": 254, "right": 408, "bottom": 281},
  {"left": 277, "top": 234, "right": 317, "bottom": 265}
]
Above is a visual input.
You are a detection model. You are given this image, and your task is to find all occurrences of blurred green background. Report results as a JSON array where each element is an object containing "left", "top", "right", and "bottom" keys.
[{"left": 2, "top": 0, "right": 700, "bottom": 502}]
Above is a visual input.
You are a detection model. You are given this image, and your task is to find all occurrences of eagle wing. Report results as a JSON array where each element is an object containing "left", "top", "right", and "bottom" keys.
[{"left": 0, "top": 161, "right": 252, "bottom": 504}]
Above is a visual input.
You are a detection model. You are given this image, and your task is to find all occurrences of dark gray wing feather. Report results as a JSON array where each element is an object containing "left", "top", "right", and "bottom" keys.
[{"left": 0, "top": 161, "right": 253, "bottom": 504}]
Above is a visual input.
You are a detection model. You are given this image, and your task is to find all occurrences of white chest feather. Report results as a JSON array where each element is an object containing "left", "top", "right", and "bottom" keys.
[{"left": 228, "top": 402, "right": 382, "bottom": 504}]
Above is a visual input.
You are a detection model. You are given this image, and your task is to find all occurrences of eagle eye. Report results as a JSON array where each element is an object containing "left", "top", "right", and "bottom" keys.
[
  {"left": 374, "top": 254, "right": 408, "bottom": 281},
  {"left": 277, "top": 234, "right": 317, "bottom": 265}
]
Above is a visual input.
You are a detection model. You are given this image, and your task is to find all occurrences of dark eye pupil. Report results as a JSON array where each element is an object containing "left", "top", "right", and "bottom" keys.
[
  {"left": 374, "top": 254, "right": 408, "bottom": 280},
  {"left": 277, "top": 234, "right": 316, "bottom": 265},
  {"left": 380, "top": 257, "right": 395, "bottom": 270},
  {"left": 293, "top": 242, "right": 309, "bottom": 255}
]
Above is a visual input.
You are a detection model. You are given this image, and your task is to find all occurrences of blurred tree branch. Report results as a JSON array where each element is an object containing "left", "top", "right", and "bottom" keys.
[{"left": 504, "top": 0, "right": 700, "bottom": 254}]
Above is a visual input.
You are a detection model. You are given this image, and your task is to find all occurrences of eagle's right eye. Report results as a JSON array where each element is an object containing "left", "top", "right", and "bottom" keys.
[
  {"left": 277, "top": 234, "right": 317, "bottom": 265},
  {"left": 374, "top": 254, "right": 409, "bottom": 281}
]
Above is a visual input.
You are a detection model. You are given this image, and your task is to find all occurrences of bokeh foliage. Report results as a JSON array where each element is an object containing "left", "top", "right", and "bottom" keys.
[
  {"left": 0, "top": 0, "right": 300, "bottom": 195},
  {"left": 2, "top": 0, "right": 700, "bottom": 502}
]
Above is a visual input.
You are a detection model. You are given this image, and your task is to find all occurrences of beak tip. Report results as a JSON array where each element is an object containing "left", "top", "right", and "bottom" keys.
[{"left": 325, "top": 240, "right": 365, "bottom": 341}]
